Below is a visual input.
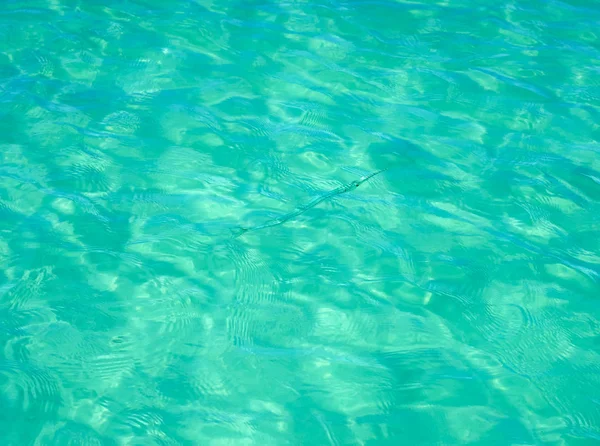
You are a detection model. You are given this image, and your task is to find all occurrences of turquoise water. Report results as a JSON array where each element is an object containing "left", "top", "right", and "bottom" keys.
[{"left": 1, "top": 0, "right": 600, "bottom": 443}]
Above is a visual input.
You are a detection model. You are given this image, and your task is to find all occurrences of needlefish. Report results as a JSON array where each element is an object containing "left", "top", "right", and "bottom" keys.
[{"left": 233, "top": 167, "right": 389, "bottom": 238}]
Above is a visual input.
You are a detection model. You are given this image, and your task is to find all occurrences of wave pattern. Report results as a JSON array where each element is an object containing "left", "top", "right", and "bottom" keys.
[{"left": 1, "top": 0, "right": 600, "bottom": 443}]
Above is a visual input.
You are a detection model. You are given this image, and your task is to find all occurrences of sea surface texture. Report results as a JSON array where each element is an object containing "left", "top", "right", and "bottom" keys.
[{"left": 1, "top": 0, "right": 600, "bottom": 444}]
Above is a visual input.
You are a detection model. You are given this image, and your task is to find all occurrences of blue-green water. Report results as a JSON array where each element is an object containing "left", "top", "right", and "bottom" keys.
[{"left": 1, "top": 0, "right": 600, "bottom": 443}]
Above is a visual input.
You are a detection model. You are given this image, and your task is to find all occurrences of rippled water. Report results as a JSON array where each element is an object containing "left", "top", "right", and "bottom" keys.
[{"left": 2, "top": 0, "right": 600, "bottom": 444}]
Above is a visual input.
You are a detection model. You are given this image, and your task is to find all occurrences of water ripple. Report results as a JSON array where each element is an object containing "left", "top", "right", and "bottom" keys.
[{"left": 2, "top": 0, "right": 600, "bottom": 443}]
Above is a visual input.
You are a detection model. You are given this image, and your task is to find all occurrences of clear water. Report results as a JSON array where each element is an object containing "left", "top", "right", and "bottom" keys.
[{"left": 1, "top": 0, "right": 600, "bottom": 444}]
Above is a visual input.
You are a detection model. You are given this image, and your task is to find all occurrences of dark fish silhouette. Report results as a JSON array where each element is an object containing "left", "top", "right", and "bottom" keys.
[{"left": 233, "top": 167, "right": 388, "bottom": 237}]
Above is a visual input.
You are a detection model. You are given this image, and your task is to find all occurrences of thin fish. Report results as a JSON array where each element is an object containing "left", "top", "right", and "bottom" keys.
[{"left": 233, "top": 167, "right": 389, "bottom": 238}]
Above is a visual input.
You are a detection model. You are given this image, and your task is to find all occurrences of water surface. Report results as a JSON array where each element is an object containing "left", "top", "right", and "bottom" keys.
[{"left": 1, "top": 0, "right": 600, "bottom": 444}]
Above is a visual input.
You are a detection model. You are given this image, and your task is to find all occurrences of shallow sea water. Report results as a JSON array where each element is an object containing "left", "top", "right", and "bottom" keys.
[{"left": 1, "top": 0, "right": 600, "bottom": 444}]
